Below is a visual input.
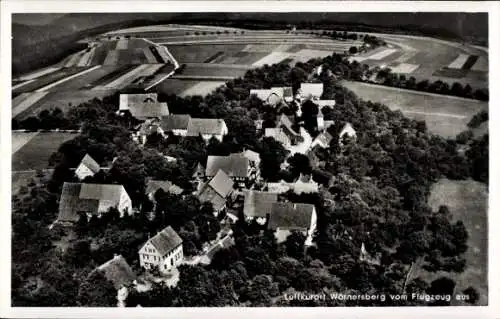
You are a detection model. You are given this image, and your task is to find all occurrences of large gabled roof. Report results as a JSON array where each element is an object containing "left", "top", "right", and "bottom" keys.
[
  {"left": 187, "top": 118, "right": 226, "bottom": 136},
  {"left": 119, "top": 93, "right": 169, "bottom": 119},
  {"left": 243, "top": 190, "right": 278, "bottom": 218},
  {"left": 146, "top": 180, "right": 184, "bottom": 196},
  {"left": 159, "top": 114, "right": 191, "bottom": 131},
  {"left": 205, "top": 154, "right": 250, "bottom": 178},
  {"left": 268, "top": 202, "right": 315, "bottom": 230},
  {"left": 96, "top": 255, "right": 136, "bottom": 289},
  {"left": 148, "top": 226, "right": 183, "bottom": 256},
  {"left": 300, "top": 83, "right": 324, "bottom": 98}
]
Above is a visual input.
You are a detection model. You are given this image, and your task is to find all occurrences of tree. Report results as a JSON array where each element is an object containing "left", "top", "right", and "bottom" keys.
[
  {"left": 285, "top": 231, "right": 306, "bottom": 260},
  {"left": 257, "top": 137, "right": 288, "bottom": 181},
  {"left": 77, "top": 270, "right": 117, "bottom": 307},
  {"left": 348, "top": 46, "right": 358, "bottom": 54},
  {"left": 239, "top": 274, "right": 279, "bottom": 306},
  {"left": 463, "top": 286, "right": 480, "bottom": 305}
]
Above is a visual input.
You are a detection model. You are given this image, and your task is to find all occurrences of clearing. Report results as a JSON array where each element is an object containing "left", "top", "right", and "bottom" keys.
[
  {"left": 12, "top": 132, "right": 78, "bottom": 171},
  {"left": 341, "top": 81, "right": 488, "bottom": 138},
  {"left": 414, "top": 178, "right": 488, "bottom": 305}
]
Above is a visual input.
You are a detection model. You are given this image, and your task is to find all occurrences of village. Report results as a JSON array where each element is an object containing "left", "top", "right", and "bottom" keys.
[{"left": 50, "top": 77, "right": 364, "bottom": 306}]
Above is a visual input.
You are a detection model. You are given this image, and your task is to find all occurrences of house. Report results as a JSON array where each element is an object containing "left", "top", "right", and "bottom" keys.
[
  {"left": 243, "top": 190, "right": 278, "bottom": 224},
  {"left": 205, "top": 154, "right": 255, "bottom": 186},
  {"left": 265, "top": 128, "right": 292, "bottom": 148},
  {"left": 139, "top": 226, "right": 183, "bottom": 274},
  {"left": 359, "top": 243, "right": 381, "bottom": 266},
  {"left": 311, "top": 131, "right": 333, "bottom": 149},
  {"left": 197, "top": 169, "right": 234, "bottom": 215},
  {"left": 265, "top": 174, "right": 319, "bottom": 194},
  {"left": 75, "top": 154, "right": 100, "bottom": 180},
  {"left": 299, "top": 83, "right": 324, "bottom": 100},
  {"left": 249, "top": 87, "right": 293, "bottom": 107},
  {"left": 145, "top": 179, "right": 184, "bottom": 201},
  {"left": 278, "top": 114, "right": 302, "bottom": 144},
  {"left": 339, "top": 123, "right": 357, "bottom": 144},
  {"left": 159, "top": 114, "right": 191, "bottom": 136},
  {"left": 96, "top": 254, "right": 136, "bottom": 290},
  {"left": 323, "top": 120, "right": 335, "bottom": 131},
  {"left": 57, "top": 182, "right": 132, "bottom": 224},
  {"left": 268, "top": 202, "right": 317, "bottom": 245},
  {"left": 187, "top": 118, "right": 228, "bottom": 142},
  {"left": 119, "top": 93, "right": 169, "bottom": 120},
  {"left": 94, "top": 254, "right": 137, "bottom": 307},
  {"left": 238, "top": 149, "right": 261, "bottom": 166},
  {"left": 314, "top": 100, "right": 336, "bottom": 109},
  {"left": 282, "top": 87, "right": 294, "bottom": 103},
  {"left": 134, "top": 119, "right": 160, "bottom": 145}
]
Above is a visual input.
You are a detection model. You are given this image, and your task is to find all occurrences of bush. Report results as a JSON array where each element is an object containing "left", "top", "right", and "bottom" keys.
[
  {"left": 456, "top": 130, "right": 473, "bottom": 144},
  {"left": 467, "top": 110, "right": 488, "bottom": 128}
]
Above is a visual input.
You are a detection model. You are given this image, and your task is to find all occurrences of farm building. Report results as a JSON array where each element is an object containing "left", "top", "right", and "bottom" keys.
[
  {"left": 299, "top": 83, "right": 324, "bottom": 100},
  {"left": 196, "top": 169, "right": 234, "bottom": 215},
  {"left": 314, "top": 100, "right": 336, "bottom": 109},
  {"left": 205, "top": 153, "right": 257, "bottom": 186},
  {"left": 242, "top": 190, "right": 278, "bottom": 224},
  {"left": 267, "top": 202, "right": 317, "bottom": 245},
  {"left": 139, "top": 226, "right": 183, "bottom": 274},
  {"left": 266, "top": 173, "right": 319, "bottom": 194},
  {"left": 235, "top": 149, "right": 261, "bottom": 166},
  {"left": 186, "top": 118, "right": 228, "bottom": 142},
  {"left": 311, "top": 131, "right": 333, "bottom": 149},
  {"left": 75, "top": 154, "right": 100, "bottom": 180},
  {"left": 278, "top": 114, "right": 302, "bottom": 143},
  {"left": 159, "top": 114, "right": 192, "bottom": 136},
  {"left": 119, "top": 93, "right": 169, "bottom": 120},
  {"left": 249, "top": 86, "right": 293, "bottom": 107},
  {"left": 145, "top": 179, "right": 184, "bottom": 200},
  {"left": 57, "top": 182, "right": 132, "bottom": 224}
]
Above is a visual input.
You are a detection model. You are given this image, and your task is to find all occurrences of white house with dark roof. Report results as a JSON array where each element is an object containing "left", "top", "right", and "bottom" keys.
[
  {"left": 311, "top": 131, "right": 333, "bottom": 149},
  {"left": 196, "top": 169, "right": 234, "bottom": 215},
  {"left": 205, "top": 153, "right": 256, "bottom": 186},
  {"left": 243, "top": 190, "right": 278, "bottom": 224},
  {"left": 299, "top": 83, "right": 324, "bottom": 100},
  {"left": 186, "top": 118, "right": 228, "bottom": 142},
  {"left": 119, "top": 93, "right": 169, "bottom": 120},
  {"left": 139, "top": 226, "right": 183, "bottom": 274},
  {"left": 159, "top": 114, "right": 192, "bottom": 136},
  {"left": 56, "top": 182, "right": 132, "bottom": 225},
  {"left": 267, "top": 202, "right": 317, "bottom": 245},
  {"left": 75, "top": 154, "right": 100, "bottom": 180}
]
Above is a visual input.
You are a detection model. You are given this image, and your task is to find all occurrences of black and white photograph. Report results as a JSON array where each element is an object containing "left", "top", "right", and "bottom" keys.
[{"left": 1, "top": 1, "right": 498, "bottom": 317}]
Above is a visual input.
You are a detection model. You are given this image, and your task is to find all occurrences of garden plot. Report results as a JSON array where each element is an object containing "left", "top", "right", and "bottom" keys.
[
  {"left": 15, "top": 66, "right": 61, "bottom": 81},
  {"left": 12, "top": 67, "right": 87, "bottom": 94},
  {"left": 35, "top": 66, "right": 101, "bottom": 92},
  {"left": 447, "top": 54, "right": 470, "bottom": 69},
  {"left": 15, "top": 90, "right": 116, "bottom": 119},
  {"left": 252, "top": 52, "right": 292, "bottom": 66},
  {"left": 389, "top": 63, "right": 420, "bottom": 74},
  {"left": 115, "top": 38, "right": 129, "bottom": 50},
  {"left": 471, "top": 56, "right": 488, "bottom": 72},
  {"left": 291, "top": 49, "right": 333, "bottom": 62},
  {"left": 12, "top": 92, "right": 50, "bottom": 118},
  {"left": 167, "top": 44, "right": 246, "bottom": 63},
  {"left": 179, "top": 65, "right": 248, "bottom": 78},
  {"left": 43, "top": 66, "right": 123, "bottom": 91},
  {"left": 98, "top": 64, "right": 163, "bottom": 89},
  {"left": 12, "top": 80, "right": 35, "bottom": 91},
  {"left": 103, "top": 50, "right": 120, "bottom": 65},
  {"left": 180, "top": 81, "right": 226, "bottom": 97},
  {"left": 12, "top": 132, "right": 39, "bottom": 154},
  {"left": 156, "top": 79, "right": 198, "bottom": 95}
]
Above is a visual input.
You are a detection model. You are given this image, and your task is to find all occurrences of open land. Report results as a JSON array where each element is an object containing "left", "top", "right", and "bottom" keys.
[
  {"left": 413, "top": 178, "right": 488, "bottom": 306},
  {"left": 12, "top": 132, "right": 78, "bottom": 171},
  {"left": 341, "top": 81, "right": 487, "bottom": 138}
]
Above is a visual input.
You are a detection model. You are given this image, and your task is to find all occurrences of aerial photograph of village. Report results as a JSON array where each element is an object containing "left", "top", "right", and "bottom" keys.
[{"left": 9, "top": 11, "right": 489, "bottom": 308}]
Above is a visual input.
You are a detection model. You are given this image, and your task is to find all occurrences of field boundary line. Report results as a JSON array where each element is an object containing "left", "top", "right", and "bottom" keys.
[
  {"left": 343, "top": 81, "right": 487, "bottom": 103},
  {"left": 35, "top": 66, "right": 101, "bottom": 92},
  {"left": 12, "top": 79, "right": 35, "bottom": 90},
  {"left": 12, "top": 92, "right": 50, "bottom": 118},
  {"left": 400, "top": 110, "right": 467, "bottom": 119}
]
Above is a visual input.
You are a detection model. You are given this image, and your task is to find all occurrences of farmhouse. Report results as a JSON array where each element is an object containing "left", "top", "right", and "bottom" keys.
[
  {"left": 196, "top": 169, "right": 234, "bottom": 215},
  {"left": 237, "top": 149, "right": 261, "bottom": 166},
  {"left": 159, "top": 114, "right": 192, "bottom": 136},
  {"left": 186, "top": 118, "right": 228, "bottom": 142},
  {"left": 57, "top": 182, "right": 132, "bottom": 224},
  {"left": 243, "top": 190, "right": 278, "bottom": 224},
  {"left": 75, "top": 154, "right": 100, "bottom": 180},
  {"left": 299, "top": 83, "right": 324, "bottom": 100},
  {"left": 311, "top": 131, "right": 333, "bottom": 149},
  {"left": 249, "top": 86, "right": 293, "bottom": 107},
  {"left": 145, "top": 179, "right": 184, "bottom": 200},
  {"left": 205, "top": 153, "right": 256, "bottom": 186},
  {"left": 139, "top": 226, "right": 183, "bottom": 274},
  {"left": 119, "top": 93, "right": 169, "bottom": 120},
  {"left": 95, "top": 254, "right": 137, "bottom": 290},
  {"left": 314, "top": 100, "right": 336, "bottom": 109},
  {"left": 268, "top": 202, "right": 317, "bottom": 245}
]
